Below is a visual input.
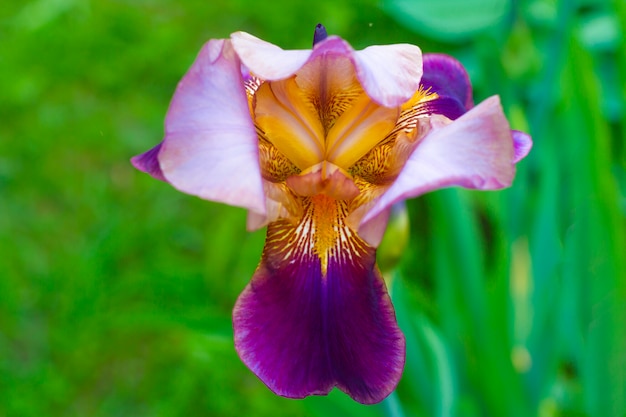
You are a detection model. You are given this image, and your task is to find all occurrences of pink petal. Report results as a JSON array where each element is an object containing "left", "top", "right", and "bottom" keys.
[
  {"left": 230, "top": 32, "right": 312, "bottom": 81},
  {"left": 231, "top": 32, "right": 422, "bottom": 107},
  {"left": 158, "top": 39, "right": 265, "bottom": 214},
  {"left": 361, "top": 95, "right": 516, "bottom": 226},
  {"left": 351, "top": 207, "right": 392, "bottom": 248},
  {"left": 353, "top": 43, "right": 423, "bottom": 107}
]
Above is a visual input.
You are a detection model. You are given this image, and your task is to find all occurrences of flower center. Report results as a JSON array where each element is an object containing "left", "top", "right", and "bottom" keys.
[
  {"left": 251, "top": 55, "right": 406, "bottom": 199},
  {"left": 246, "top": 55, "right": 437, "bottom": 226}
]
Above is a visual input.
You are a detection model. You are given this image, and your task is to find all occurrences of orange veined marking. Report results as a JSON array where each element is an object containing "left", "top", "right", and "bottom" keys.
[
  {"left": 310, "top": 194, "right": 343, "bottom": 275},
  {"left": 263, "top": 195, "right": 369, "bottom": 277}
]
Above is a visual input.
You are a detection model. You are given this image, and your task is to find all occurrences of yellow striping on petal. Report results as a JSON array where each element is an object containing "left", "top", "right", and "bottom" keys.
[
  {"left": 349, "top": 142, "right": 394, "bottom": 185},
  {"left": 325, "top": 94, "right": 399, "bottom": 169},
  {"left": 342, "top": 88, "right": 437, "bottom": 186},
  {"left": 311, "top": 195, "right": 369, "bottom": 276},
  {"left": 388, "top": 88, "right": 439, "bottom": 137},
  {"left": 311, "top": 194, "right": 341, "bottom": 275},
  {"left": 344, "top": 126, "right": 428, "bottom": 229},
  {"left": 258, "top": 137, "right": 300, "bottom": 182},
  {"left": 245, "top": 76, "right": 263, "bottom": 118},
  {"left": 262, "top": 195, "right": 370, "bottom": 277},
  {"left": 349, "top": 177, "right": 385, "bottom": 211},
  {"left": 400, "top": 86, "right": 435, "bottom": 112},
  {"left": 254, "top": 79, "right": 325, "bottom": 170}
]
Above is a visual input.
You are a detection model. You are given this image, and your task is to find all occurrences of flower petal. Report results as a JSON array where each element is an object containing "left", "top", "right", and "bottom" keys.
[
  {"left": 417, "top": 95, "right": 468, "bottom": 121},
  {"left": 231, "top": 31, "right": 312, "bottom": 80},
  {"left": 421, "top": 54, "right": 473, "bottom": 114},
  {"left": 512, "top": 130, "right": 533, "bottom": 163},
  {"left": 158, "top": 39, "right": 265, "bottom": 214},
  {"left": 232, "top": 32, "right": 422, "bottom": 108},
  {"left": 233, "top": 196, "right": 405, "bottom": 404},
  {"left": 353, "top": 43, "right": 423, "bottom": 107},
  {"left": 326, "top": 93, "right": 399, "bottom": 168},
  {"left": 254, "top": 78, "right": 325, "bottom": 169},
  {"left": 131, "top": 142, "right": 166, "bottom": 182},
  {"left": 361, "top": 95, "right": 516, "bottom": 226},
  {"left": 352, "top": 207, "right": 392, "bottom": 248}
]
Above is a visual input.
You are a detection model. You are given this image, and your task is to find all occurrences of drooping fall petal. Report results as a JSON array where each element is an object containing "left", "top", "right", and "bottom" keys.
[
  {"left": 233, "top": 196, "right": 405, "bottom": 404},
  {"left": 361, "top": 95, "right": 516, "bottom": 226},
  {"left": 158, "top": 39, "right": 266, "bottom": 214}
]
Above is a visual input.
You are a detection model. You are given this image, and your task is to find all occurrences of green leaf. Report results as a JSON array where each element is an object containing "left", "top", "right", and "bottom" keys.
[{"left": 382, "top": 0, "right": 511, "bottom": 42}]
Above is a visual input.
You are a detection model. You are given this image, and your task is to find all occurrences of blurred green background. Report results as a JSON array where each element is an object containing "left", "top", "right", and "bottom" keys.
[{"left": 1, "top": 0, "right": 625, "bottom": 416}]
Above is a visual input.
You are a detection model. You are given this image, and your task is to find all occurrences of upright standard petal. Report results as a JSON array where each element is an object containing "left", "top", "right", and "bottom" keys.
[
  {"left": 232, "top": 31, "right": 422, "bottom": 108},
  {"left": 233, "top": 196, "right": 405, "bottom": 404},
  {"left": 231, "top": 31, "right": 312, "bottom": 81},
  {"left": 421, "top": 54, "right": 473, "bottom": 112},
  {"left": 158, "top": 39, "right": 266, "bottom": 215},
  {"left": 353, "top": 43, "right": 423, "bottom": 107},
  {"left": 361, "top": 96, "right": 516, "bottom": 226}
]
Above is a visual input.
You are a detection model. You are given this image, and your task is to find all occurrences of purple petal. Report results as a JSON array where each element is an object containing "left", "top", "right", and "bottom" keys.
[
  {"left": 157, "top": 39, "right": 266, "bottom": 214},
  {"left": 131, "top": 142, "right": 166, "bottom": 182},
  {"left": 420, "top": 54, "right": 473, "bottom": 116},
  {"left": 231, "top": 32, "right": 422, "bottom": 107},
  {"left": 361, "top": 96, "right": 516, "bottom": 225},
  {"left": 512, "top": 130, "right": 533, "bottom": 163},
  {"left": 233, "top": 214, "right": 405, "bottom": 404}
]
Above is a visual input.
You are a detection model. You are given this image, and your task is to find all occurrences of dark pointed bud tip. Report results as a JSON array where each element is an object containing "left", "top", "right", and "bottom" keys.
[{"left": 313, "top": 23, "right": 328, "bottom": 47}]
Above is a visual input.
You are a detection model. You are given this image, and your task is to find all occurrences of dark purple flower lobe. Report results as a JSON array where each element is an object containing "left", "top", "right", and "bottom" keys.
[
  {"left": 420, "top": 54, "right": 474, "bottom": 120},
  {"left": 512, "top": 130, "right": 533, "bottom": 163},
  {"left": 233, "top": 195, "right": 405, "bottom": 404},
  {"left": 313, "top": 24, "right": 328, "bottom": 47},
  {"left": 131, "top": 142, "right": 167, "bottom": 182}
]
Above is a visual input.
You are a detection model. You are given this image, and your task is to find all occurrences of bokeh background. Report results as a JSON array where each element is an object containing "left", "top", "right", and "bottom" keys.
[{"left": 2, "top": 0, "right": 625, "bottom": 416}]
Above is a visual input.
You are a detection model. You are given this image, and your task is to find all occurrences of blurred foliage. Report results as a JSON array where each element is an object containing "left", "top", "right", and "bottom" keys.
[{"left": 1, "top": 0, "right": 625, "bottom": 416}]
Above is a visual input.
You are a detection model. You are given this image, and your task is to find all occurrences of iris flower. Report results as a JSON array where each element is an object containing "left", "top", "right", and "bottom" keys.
[{"left": 132, "top": 25, "right": 532, "bottom": 404}]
